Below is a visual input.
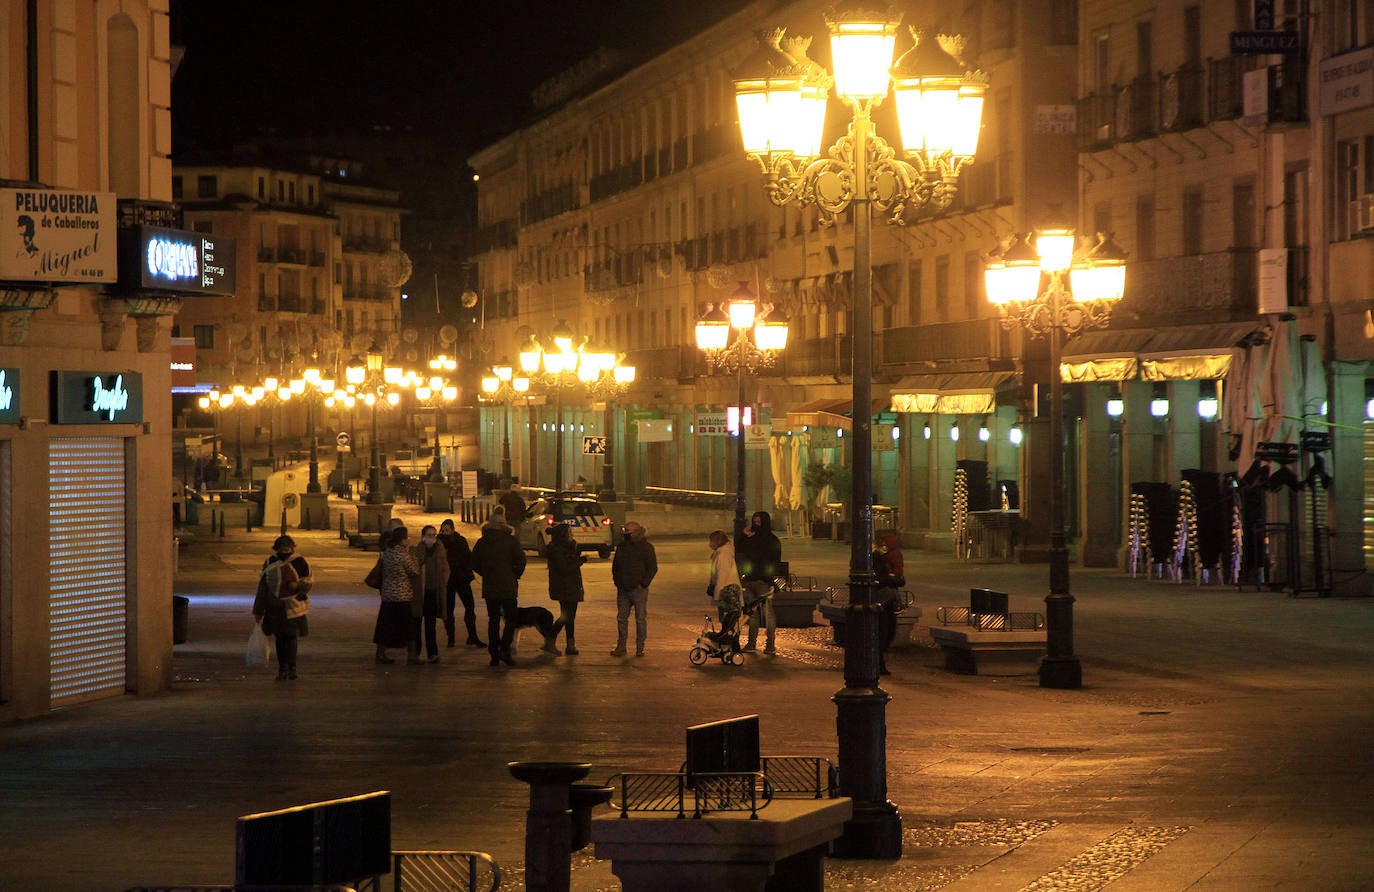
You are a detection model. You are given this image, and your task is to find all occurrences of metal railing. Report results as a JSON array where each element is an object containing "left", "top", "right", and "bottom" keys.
[
  {"left": 760, "top": 756, "right": 835, "bottom": 799},
  {"left": 125, "top": 886, "right": 357, "bottom": 892},
  {"left": 389, "top": 851, "right": 501, "bottom": 892},
  {"left": 608, "top": 771, "right": 773, "bottom": 819},
  {"left": 935, "top": 606, "right": 1045, "bottom": 631}
]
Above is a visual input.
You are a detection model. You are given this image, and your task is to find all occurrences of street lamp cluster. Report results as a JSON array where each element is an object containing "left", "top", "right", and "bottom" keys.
[
  {"left": 516, "top": 322, "right": 635, "bottom": 493},
  {"left": 481, "top": 363, "right": 532, "bottom": 489},
  {"left": 696, "top": 281, "right": 789, "bottom": 542},
  {"left": 984, "top": 229, "right": 1128, "bottom": 689},
  {"left": 729, "top": 5, "right": 987, "bottom": 859}
]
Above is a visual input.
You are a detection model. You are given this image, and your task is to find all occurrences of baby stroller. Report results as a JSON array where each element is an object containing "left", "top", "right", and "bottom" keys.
[{"left": 689, "top": 584, "right": 760, "bottom": 667}]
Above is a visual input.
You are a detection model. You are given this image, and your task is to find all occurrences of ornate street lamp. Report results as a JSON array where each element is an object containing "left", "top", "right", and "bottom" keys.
[
  {"left": 287, "top": 368, "right": 334, "bottom": 493},
  {"left": 481, "top": 362, "right": 532, "bottom": 489},
  {"left": 519, "top": 322, "right": 595, "bottom": 493},
  {"left": 345, "top": 343, "right": 408, "bottom": 505},
  {"left": 985, "top": 230, "right": 1127, "bottom": 689},
  {"left": 696, "top": 282, "right": 789, "bottom": 543},
  {"left": 584, "top": 356, "right": 637, "bottom": 501},
  {"left": 732, "top": 6, "right": 986, "bottom": 859},
  {"left": 414, "top": 376, "right": 460, "bottom": 483}
]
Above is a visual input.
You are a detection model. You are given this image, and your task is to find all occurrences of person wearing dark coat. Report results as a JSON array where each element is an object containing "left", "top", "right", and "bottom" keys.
[
  {"left": 498, "top": 489, "right": 527, "bottom": 526},
  {"left": 610, "top": 520, "right": 657, "bottom": 657},
  {"left": 735, "top": 510, "right": 783, "bottom": 654},
  {"left": 546, "top": 523, "right": 587, "bottom": 656},
  {"left": 411, "top": 524, "right": 450, "bottom": 664},
  {"left": 437, "top": 518, "right": 482, "bottom": 648},
  {"left": 874, "top": 531, "right": 906, "bottom": 676},
  {"left": 471, "top": 508, "right": 527, "bottom": 667},
  {"left": 252, "top": 535, "right": 310, "bottom": 680}
]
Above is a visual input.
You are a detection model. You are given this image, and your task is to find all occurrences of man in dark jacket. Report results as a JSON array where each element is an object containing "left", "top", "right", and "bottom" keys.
[
  {"left": 610, "top": 520, "right": 657, "bottom": 657},
  {"left": 471, "top": 511, "right": 527, "bottom": 667},
  {"left": 735, "top": 510, "right": 782, "bottom": 654}
]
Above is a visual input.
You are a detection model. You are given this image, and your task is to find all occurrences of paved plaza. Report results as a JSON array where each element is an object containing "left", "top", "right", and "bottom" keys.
[{"left": 2, "top": 498, "right": 1373, "bottom": 890}]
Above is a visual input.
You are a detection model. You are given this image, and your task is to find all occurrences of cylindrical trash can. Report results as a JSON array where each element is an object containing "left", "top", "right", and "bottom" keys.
[{"left": 172, "top": 595, "right": 190, "bottom": 644}]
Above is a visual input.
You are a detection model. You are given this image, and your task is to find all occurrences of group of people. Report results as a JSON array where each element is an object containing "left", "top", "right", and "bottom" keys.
[{"left": 252, "top": 502, "right": 904, "bottom": 679}]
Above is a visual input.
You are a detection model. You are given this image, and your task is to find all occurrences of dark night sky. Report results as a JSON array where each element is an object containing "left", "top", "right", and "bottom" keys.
[{"left": 171, "top": 0, "right": 753, "bottom": 157}]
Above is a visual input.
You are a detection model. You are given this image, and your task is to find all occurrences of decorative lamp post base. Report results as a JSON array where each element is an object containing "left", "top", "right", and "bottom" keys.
[
  {"left": 830, "top": 801, "right": 904, "bottom": 860},
  {"left": 831, "top": 685, "right": 903, "bottom": 860},
  {"left": 299, "top": 492, "right": 329, "bottom": 531},
  {"left": 1039, "top": 656, "right": 1083, "bottom": 689}
]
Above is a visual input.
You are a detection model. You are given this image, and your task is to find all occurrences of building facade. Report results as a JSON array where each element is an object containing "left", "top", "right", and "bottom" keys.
[
  {"left": 1, "top": 1, "right": 186, "bottom": 720},
  {"left": 468, "top": 0, "right": 1372, "bottom": 593}
]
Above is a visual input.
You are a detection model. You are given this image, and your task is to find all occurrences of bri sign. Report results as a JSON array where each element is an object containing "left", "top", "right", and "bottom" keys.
[{"left": 51, "top": 370, "right": 144, "bottom": 424}]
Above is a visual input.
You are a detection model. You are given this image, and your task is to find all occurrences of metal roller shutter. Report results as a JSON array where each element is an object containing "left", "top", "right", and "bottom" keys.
[
  {"left": 49, "top": 438, "right": 127, "bottom": 707},
  {"left": 1365, "top": 421, "right": 1374, "bottom": 569}
]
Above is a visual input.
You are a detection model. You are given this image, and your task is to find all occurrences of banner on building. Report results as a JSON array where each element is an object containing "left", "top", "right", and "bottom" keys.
[{"left": 1, "top": 189, "right": 117, "bottom": 283}]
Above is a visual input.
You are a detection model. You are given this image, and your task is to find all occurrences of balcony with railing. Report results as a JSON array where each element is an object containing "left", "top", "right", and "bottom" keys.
[
  {"left": 1120, "top": 248, "right": 1258, "bottom": 324},
  {"left": 343, "top": 284, "right": 393, "bottom": 302},
  {"left": 1208, "top": 56, "right": 1249, "bottom": 121},
  {"left": 1159, "top": 64, "right": 1205, "bottom": 132},
  {"left": 880, "top": 318, "right": 1007, "bottom": 367},
  {"left": 1118, "top": 75, "right": 1158, "bottom": 140}
]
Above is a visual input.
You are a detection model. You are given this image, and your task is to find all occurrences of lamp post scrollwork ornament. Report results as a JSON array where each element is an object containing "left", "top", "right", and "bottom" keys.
[
  {"left": 731, "top": 4, "right": 987, "bottom": 860},
  {"left": 984, "top": 229, "right": 1128, "bottom": 690}
]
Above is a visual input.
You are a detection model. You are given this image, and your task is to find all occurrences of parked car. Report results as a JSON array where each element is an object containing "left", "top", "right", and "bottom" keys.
[{"left": 518, "top": 494, "right": 614, "bottom": 558}]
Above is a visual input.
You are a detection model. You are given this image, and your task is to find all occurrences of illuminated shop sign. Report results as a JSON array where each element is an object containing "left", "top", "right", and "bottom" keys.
[
  {"left": 120, "top": 226, "right": 236, "bottom": 295},
  {"left": 0, "top": 368, "right": 19, "bottom": 425},
  {"left": 51, "top": 370, "right": 144, "bottom": 424},
  {"left": 170, "top": 337, "right": 197, "bottom": 389}
]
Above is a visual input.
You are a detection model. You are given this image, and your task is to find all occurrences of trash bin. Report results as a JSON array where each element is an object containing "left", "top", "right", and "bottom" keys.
[{"left": 172, "top": 595, "right": 189, "bottom": 644}]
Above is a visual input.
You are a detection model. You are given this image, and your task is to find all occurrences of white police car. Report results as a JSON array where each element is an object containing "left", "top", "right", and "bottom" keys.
[{"left": 518, "top": 494, "right": 614, "bottom": 558}]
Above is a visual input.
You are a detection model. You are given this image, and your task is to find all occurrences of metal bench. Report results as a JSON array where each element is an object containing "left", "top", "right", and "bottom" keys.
[{"left": 930, "top": 588, "right": 1046, "bottom": 674}]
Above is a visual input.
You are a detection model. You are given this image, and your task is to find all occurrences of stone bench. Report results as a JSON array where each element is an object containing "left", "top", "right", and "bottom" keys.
[
  {"left": 816, "top": 601, "right": 922, "bottom": 649},
  {"left": 928, "top": 626, "right": 1045, "bottom": 675},
  {"left": 591, "top": 796, "right": 852, "bottom": 892}
]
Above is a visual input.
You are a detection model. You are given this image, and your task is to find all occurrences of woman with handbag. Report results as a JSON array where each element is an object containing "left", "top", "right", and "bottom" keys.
[
  {"left": 373, "top": 525, "right": 421, "bottom": 665},
  {"left": 252, "top": 535, "right": 311, "bottom": 680}
]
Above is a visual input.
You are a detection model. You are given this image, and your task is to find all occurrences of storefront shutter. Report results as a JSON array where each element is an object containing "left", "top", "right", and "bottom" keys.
[
  {"left": 1365, "top": 421, "right": 1374, "bottom": 569},
  {"left": 49, "top": 437, "right": 127, "bottom": 707}
]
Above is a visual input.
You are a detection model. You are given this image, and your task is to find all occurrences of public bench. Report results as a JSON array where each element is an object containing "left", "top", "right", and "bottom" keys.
[
  {"left": 769, "top": 566, "right": 823, "bottom": 628},
  {"left": 592, "top": 716, "right": 850, "bottom": 892},
  {"left": 817, "top": 587, "right": 922, "bottom": 648},
  {"left": 928, "top": 587, "right": 1045, "bottom": 675}
]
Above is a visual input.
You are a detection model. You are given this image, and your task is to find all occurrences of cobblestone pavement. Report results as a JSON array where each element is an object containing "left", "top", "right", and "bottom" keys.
[{"left": 3, "top": 502, "right": 1374, "bottom": 890}]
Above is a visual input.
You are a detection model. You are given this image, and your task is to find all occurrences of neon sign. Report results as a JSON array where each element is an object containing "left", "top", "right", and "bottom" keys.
[
  {"left": 0, "top": 369, "right": 12, "bottom": 411},
  {"left": 147, "top": 237, "right": 200, "bottom": 283},
  {"left": 90, "top": 374, "right": 131, "bottom": 420}
]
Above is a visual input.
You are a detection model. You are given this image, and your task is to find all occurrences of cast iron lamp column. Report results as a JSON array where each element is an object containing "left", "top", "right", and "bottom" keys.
[
  {"left": 696, "top": 283, "right": 788, "bottom": 544},
  {"left": 731, "top": 6, "right": 987, "bottom": 859},
  {"left": 585, "top": 360, "right": 637, "bottom": 502},
  {"left": 346, "top": 345, "right": 406, "bottom": 505},
  {"left": 481, "top": 363, "right": 531, "bottom": 489},
  {"left": 984, "top": 230, "right": 1128, "bottom": 689},
  {"left": 520, "top": 324, "right": 606, "bottom": 493},
  {"left": 415, "top": 377, "right": 459, "bottom": 482}
]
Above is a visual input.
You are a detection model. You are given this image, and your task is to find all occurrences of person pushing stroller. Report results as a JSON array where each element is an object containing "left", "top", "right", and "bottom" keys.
[{"left": 706, "top": 529, "right": 744, "bottom": 653}]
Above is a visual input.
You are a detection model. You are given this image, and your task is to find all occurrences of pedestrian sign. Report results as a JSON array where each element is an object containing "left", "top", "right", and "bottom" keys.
[
  {"left": 336, "top": 432, "right": 351, "bottom": 447},
  {"left": 583, "top": 435, "right": 608, "bottom": 455}
]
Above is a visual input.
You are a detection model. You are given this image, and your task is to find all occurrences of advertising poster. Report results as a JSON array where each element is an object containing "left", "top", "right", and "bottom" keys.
[{"left": 2, "top": 188, "right": 117, "bottom": 283}]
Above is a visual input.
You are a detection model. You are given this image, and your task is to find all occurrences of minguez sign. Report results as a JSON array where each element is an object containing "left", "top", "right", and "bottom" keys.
[
  {"left": 0, "top": 368, "right": 18, "bottom": 425},
  {"left": 51, "top": 370, "right": 144, "bottom": 424}
]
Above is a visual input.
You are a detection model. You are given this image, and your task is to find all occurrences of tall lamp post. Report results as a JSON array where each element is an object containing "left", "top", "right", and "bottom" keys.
[
  {"left": 414, "top": 376, "right": 459, "bottom": 483},
  {"left": 584, "top": 357, "right": 637, "bottom": 501},
  {"left": 731, "top": 8, "right": 987, "bottom": 858},
  {"left": 481, "top": 362, "right": 531, "bottom": 489},
  {"left": 519, "top": 323, "right": 611, "bottom": 492},
  {"left": 696, "top": 282, "right": 788, "bottom": 543},
  {"left": 289, "top": 368, "right": 334, "bottom": 493},
  {"left": 345, "top": 343, "right": 407, "bottom": 505},
  {"left": 985, "top": 230, "right": 1127, "bottom": 689}
]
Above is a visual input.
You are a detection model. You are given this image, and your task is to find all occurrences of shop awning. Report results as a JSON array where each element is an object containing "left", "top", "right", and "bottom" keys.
[
  {"left": 784, "top": 397, "right": 887, "bottom": 432},
  {"left": 888, "top": 370, "right": 1014, "bottom": 415},
  {"left": 1059, "top": 323, "right": 1264, "bottom": 383}
]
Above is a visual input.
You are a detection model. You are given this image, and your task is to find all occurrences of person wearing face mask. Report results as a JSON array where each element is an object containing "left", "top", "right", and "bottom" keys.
[
  {"left": 252, "top": 535, "right": 312, "bottom": 680},
  {"left": 411, "top": 524, "right": 450, "bottom": 664}
]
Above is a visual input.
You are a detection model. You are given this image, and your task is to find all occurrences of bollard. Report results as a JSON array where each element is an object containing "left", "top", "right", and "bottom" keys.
[
  {"left": 339, "top": 512, "right": 348, "bottom": 540},
  {"left": 280, "top": 509, "right": 288, "bottom": 537},
  {"left": 246, "top": 507, "right": 252, "bottom": 533},
  {"left": 508, "top": 761, "right": 591, "bottom": 892},
  {"left": 218, "top": 510, "right": 226, "bottom": 538}
]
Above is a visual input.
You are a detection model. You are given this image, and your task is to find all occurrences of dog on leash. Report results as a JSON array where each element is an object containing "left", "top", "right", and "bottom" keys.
[{"left": 513, "top": 605, "right": 560, "bottom": 654}]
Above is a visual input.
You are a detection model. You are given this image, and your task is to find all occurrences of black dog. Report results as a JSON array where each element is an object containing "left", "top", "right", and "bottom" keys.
[{"left": 513, "top": 604, "right": 555, "bottom": 640}]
